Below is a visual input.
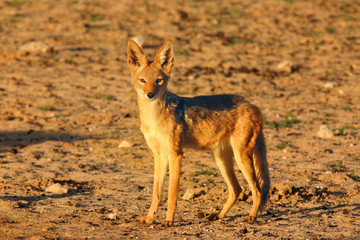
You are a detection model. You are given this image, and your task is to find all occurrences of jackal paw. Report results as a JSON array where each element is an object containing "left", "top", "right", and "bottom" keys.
[
  {"left": 208, "top": 213, "right": 219, "bottom": 222},
  {"left": 161, "top": 220, "right": 173, "bottom": 227},
  {"left": 138, "top": 216, "right": 154, "bottom": 224},
  {"left": 242, "top": 215, "right": 256, "bottom": 224}
]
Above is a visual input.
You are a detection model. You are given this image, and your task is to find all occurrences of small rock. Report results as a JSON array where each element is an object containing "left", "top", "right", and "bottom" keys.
[
  {"left": 182, "top": 188, "right": 195, "bottom": 200},
  {"left": 238, "top": 192, "right": 248, "bottom": 201},
  {"left": 196, "top": 212, "right": 205, "bottom": 219},
  {"left": 118, "top": 140, "right": 132, "bottom": 148},
  {"left": 107, "top": 213, "right": 118, "bottom": 220},
  {"left": 10, "top": 148, "right": 18, "bottom": 154},
  {"left": 17, "top": 200, "right": 29, "bottom": 208},
  {"left": 323, "top": 82, "right": 335, "bottom": 89},
  {"left": 317, "top": 125, "right": 334, "bottom": 139},
  {"left": 350, "top": 64, "right": 356, "bottom": 72},
  {"left": 45, "top": 183, "right": 68, "bottom": 194},
  {"left": 131, "top": 36, "right": 145, "bottom": 48},
  {"left": 239, "top": 227, "right": 247, "bottom": 234},
  {"left": 324, "top": 149, "right": 333, "bottom": 154},
  {"left": 275, "top": 60, "right": 293, "bottom": 74},
  {"left": 273, "top": 183, "right": 293, "bottom": 196},
  {"left": 18, "top": 41, "right": 53, "bottom": 55}
]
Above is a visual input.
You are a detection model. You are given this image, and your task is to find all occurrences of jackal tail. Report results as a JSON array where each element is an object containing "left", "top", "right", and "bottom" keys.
[{"left": 253, "top": 131, "right": 270, "bottom": 213}]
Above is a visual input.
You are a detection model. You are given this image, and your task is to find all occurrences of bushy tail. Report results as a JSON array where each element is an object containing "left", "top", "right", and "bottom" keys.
[{"left": 253, "top": 131, "right": 270, "bottom": 213}]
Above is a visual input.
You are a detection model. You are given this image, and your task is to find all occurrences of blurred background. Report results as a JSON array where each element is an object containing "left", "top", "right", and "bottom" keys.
[{"left": 0, "top": 0, "right": 359, "bottom": 239}]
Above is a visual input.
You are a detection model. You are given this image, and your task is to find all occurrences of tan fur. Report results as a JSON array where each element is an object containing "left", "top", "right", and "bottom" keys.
[{"left": 127, "top": 40, "right": 270, "bottom": 227}]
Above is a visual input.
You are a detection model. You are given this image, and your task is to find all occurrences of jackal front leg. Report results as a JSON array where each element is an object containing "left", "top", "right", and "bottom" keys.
[
  {"left": 161, "top": 151, "right": 182, "bottom": 227},
  {"left": 139, "top": 152, "right": 168, "bottom": 224}
]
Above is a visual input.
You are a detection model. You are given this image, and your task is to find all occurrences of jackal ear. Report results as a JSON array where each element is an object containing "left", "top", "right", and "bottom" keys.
[
  {"left": 154, "top": 40, "right": 174, "bottom": 76},
  {"left": 127, "top": 40, "right": 148, "bottom": 75}
]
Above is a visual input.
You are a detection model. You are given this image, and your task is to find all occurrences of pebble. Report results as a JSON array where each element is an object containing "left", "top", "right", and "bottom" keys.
[
  {"left": 107, "top": 213, "right": 118, "bottom": 220},
  {"left": 18, "top": 41, "right": 53, "bottom": 55},
  {"left": 238, "top": 192, "right": 248, "bottom": 201},
  {"left": 131, "top": 36, "right": 145, "bottom": 48},
  {"left": 323, "top": 82, "right": 335, "bottom": 89},
  {"left": 196, "top": 212, "right": 205, "bottom": 219},
  {"left": 273, "top": 183, "right": 293, "bottom": 196},
  {"left": 275, "top": 60, "right": 293, "bottom": 74},
  {"left": 182, "top": 188, "right": 195, "bottom": 200},
  {"left": 17, "top": 200, "right": 29, "bottom": 208},
  {"left": 317, "top": 125, "right": 334, "bottom": 139},
  {"left": 45, "top": 183, "right": 68, "bottom": 194},
  {"left": 118, "top": 140, "right": 132, "bottom": 148},
  {"left": 239, "top": 227, "right": 247, "bottom": 234}
]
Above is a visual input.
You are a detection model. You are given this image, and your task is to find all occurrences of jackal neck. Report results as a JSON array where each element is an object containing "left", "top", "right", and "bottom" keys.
[{"left": 137, "top": 93, "right": 167, "bottom": 123}]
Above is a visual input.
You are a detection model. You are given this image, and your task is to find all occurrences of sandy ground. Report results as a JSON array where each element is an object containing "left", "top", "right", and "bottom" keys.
[{"left": 0, "top": 0, "right": 360, "bottom": 239}]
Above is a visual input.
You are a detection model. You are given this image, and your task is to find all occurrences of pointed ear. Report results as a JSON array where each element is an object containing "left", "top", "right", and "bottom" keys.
[
  {"left": 127, "top": 40, "right": 148, "bottom": 75},
  {"left": 154, "top": 40, "right": 174, "bottom": 76}
]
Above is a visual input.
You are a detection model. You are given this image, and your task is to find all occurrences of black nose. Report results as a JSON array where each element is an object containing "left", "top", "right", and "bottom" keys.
[{"left": 147, "top": 93, "right": 155, "bottom": 99}]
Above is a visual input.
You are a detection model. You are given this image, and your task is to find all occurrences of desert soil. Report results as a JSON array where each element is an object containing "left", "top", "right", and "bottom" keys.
[{"left": 0, "top": 0, "right": 360, "bottom": 239}]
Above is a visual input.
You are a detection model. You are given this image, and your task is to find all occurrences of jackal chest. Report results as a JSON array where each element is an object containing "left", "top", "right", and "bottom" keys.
[{"left": 141, "top": 122, "right": 171, "bottom": 153}]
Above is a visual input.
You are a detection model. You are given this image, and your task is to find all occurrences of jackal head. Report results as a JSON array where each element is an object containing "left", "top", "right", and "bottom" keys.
[{"left": 127, "top": 40, "right": 174, "bottom": 101}]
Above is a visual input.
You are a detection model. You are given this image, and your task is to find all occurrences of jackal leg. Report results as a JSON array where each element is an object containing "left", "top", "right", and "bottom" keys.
[
  {"left": 231, "top": 138, "right": 261, "bottom": 223},
  {"left": 209, "top": 145, "right": 241, "bottom": 221},
  {"left": 161, "top": 151, "right": 182, "bottom": 227},
  {"left": 139, "top": 152, "right": 168, "bottom": 224}
]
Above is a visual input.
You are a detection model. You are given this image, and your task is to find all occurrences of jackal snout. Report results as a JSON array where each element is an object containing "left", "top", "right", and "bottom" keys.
[{"left": 147, "top": 92, "right": 155, "bottom": 99}]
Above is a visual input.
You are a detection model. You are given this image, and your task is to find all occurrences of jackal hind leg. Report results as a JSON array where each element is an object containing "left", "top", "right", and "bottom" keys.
[
  {"left": 231, "top": 137, "right": 261, "bottom": 224},
  {"left": 208, "top": 145, "right": 241, "bottom": 221}
]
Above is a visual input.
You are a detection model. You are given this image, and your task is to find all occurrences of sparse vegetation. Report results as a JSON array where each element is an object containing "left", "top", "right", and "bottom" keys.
[
  {"left": 8, "top": 0, "right": 25, "bottom": 6},
  {"left": 222, "top": 58, "right": 234, "bottom": 63},
  {"left": 332, "top": 125, "right": 355, "bottom": 136},
  {"left": 325, "top": 27, "right": 336, "bottom": 34},
  {"left": 85, "top": 24, "right": 109, "bottom": 30},
  {"left": 99, "top": 94, "right": 115, "bottom": 100},
  {"left": 195, "top": 168, "right": 216, "bottom": 176},
  {"left": 283, "top": 0, "right": 294, "bottom": 4},
  {"left": 346, "top": 36, "right": 357, "bottom": 41},
  {"left": 275, "top": 141, "right": 293, "bottom": 150},
  {"left": 89, "top": 13, "right": 105, "bottom": 22},
  {"left": 329, "top": 160, "right": 345, "bottom": 173},
  {"left": 341, "top": 104, "right": 351, "bottom": 111},
  {"left": 232, "top": 9, "right": 244, "bottom": 16},
  {"left": 228, "top": 37, "right": 251, "bottom": 45},
  {"left": 348, "top": 171, "right": 360, "bottom": 182},
  {"left": 266, "top": 113, "right": 300, "bottom": 129},
  {"left": 111, "top": 129, "right": 120, "bottom": 135},
  {"left": 40, "top": 106, "right": 56, "bottom": 111},
  {"left": 111, "top": 128, "right": 128, "bottom": 135},
  {"left": 175, "top": 49, "right": 189, "bottom": 56}
]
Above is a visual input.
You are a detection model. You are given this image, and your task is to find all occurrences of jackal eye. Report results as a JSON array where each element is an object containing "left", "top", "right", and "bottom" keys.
[
  {"left": 139, "top": 78, "right": 146, "bottom": 84},
  {"left": 156, "top": 78, "right": 163, "bottom": 85}
]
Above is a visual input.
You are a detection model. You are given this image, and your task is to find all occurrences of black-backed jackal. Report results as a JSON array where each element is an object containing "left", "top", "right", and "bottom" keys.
[{"left": 127, "top": 40, "right": 270, "bottom": 227}]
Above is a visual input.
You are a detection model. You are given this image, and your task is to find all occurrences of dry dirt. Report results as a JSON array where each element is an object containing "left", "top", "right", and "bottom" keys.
[{"left": 1, "top": 0, "right": 360, "bottom": 239}]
